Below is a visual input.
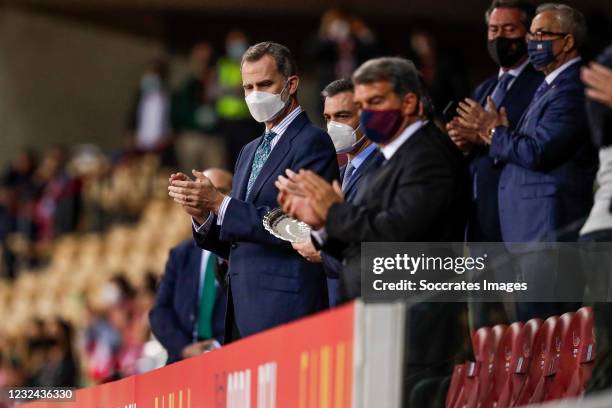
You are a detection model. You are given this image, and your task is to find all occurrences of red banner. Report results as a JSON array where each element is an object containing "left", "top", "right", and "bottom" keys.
[{"left": 21, "top": 302, "right": 355, "bottom": 408}]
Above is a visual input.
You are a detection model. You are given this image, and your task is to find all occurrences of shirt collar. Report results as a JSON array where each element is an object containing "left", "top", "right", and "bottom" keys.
[
  {"left": 380, "top": 120, "right": 426, "bottom": 160},
  {"left": 269, "top": 106, "right": 303, "bottom": 136},
  {"left": 545, "top": 57, "right": 581, "bottom": 85},
  {"left": 498, "top": 58, "right": 530, "bottom": 79},
  {"left": 348, "top": 143, "right": 377, "bottom": 170}
]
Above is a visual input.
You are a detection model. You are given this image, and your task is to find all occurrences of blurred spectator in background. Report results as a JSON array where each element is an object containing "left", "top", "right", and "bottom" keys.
[
  {"left": 31, "top": 319, "right": 78, "bottom": 387},
  {"left": 33, "top": 147, "right": 81, "bottom": 243},
  {"left": 126, "top": 57, "right": 175, "bottom": 167},
  {"left": 171, "top": 42, "right": 226, "bottom": 171},
  {"left": 579, "top": 45, "right": 612, "bottom": 393},
  {"left": 215, "top": 31, "right": 260, "bottom": 169},
  {"left": 150, "top": 168, "right": 230, "bottom": 364},
  {"left": 406, "top": 29, "right": 470, "bottom": 117},
  {"left": 306, "top": 9, "right": 380, "bottom": 112}
]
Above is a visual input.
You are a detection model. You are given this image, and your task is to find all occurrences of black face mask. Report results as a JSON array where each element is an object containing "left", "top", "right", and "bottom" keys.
[{"left": 487, "top": 37, "right": 527, "bottom": 68}]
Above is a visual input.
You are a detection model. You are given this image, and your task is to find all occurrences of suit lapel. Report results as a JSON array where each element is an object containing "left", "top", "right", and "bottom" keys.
[
  {"left": 479, "top": 78, "right": 498, "bottom": 105},
  {"left": 343, "top": 149, "right": 382, "bottom": 199},
  {"left": 519, "top": 62, "right": 581, "bottom": 129},
  {"left": 234, "top": 139, "right": 260, "bottom": 201},
  {"left": 246, "top": 112, "right": 309, "bottom": 202}
]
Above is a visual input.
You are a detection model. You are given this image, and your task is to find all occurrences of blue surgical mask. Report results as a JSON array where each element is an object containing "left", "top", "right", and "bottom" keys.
[{"left": 527, "top": 39, "right": 558, "bottom": 70}]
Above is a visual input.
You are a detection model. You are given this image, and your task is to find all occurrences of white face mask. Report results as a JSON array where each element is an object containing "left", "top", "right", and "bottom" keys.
[
  {"left": 327, "top": 121, "right": 363, "bottom": 153},
  {"left": 244, "top": 81, "right": 290, "bottom": 123}
]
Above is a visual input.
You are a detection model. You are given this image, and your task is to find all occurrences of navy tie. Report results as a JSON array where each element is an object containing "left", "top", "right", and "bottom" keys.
[
  {"left": 342, "top": 162, "right": 355, "bottom": 191},
  {"left": 490, "top": 72, "right": 515, "bottom": 109}
]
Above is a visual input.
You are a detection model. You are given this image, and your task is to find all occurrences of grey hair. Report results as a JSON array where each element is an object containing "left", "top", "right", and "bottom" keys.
[
  {"left": 352, "top": 57, "right": 422, "bottom": 98},
  {"left": 321, "top": 78, "right": 354, "bottom": 99},
  {"left": 536, "top": 3, "right": 587, "bottom": 47},
  {"left": 241, "top": 41, "right": 298, "bottom": 78},
  {"left": 484, "top": 0, "right": 535, "bottom": 29}
]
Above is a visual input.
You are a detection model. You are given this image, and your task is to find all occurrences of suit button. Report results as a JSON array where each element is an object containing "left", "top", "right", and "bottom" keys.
[
  {"left": 189, "top": 313, "right": 195, "bottom": 321},
  {"left": 231, "top": 243, "right": 238, "bottom": 249}
]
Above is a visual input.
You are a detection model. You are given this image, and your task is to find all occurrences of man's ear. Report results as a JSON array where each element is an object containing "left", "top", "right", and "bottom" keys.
[
  {"left": 288, "top": 75, "right": 300, "bottom": 96},
  {"left": 563, "top": 34, "right": 575, "bottom": 53},
  {"left": 401, "top": 92, "right": 419, "bottom": 116}
]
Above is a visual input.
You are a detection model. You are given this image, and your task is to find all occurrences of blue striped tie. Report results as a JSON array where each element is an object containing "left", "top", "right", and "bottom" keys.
[{"left": 246, "top": 130, "right": 276, "bottom": 197}]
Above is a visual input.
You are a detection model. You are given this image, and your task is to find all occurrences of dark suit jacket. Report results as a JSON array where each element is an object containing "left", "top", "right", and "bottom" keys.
[
  {"left": 321, "top": 147, "right": 384, "bottom": 306},
  {"left": 193, "top": 111, "right": 339, "bottom": 338},
  {"left": 149, "top": 239, "right": 226, "bottom": 364},
  {"left": 322, "top": 122, "right": 470, "bottom": 301},
  {"left": 320, "top": 122, "right": 471, "bottom": 384},
  {"left": 467, "top": 64, "right": 543, "bottom": 241},
  {"left": 489, "top": 61, "right": 598, "bottom": 243}
]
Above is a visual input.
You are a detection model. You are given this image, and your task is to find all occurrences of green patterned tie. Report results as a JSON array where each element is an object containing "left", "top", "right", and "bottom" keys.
[{"left": 246, "top": 130, "right": 276, "bottom": 197}]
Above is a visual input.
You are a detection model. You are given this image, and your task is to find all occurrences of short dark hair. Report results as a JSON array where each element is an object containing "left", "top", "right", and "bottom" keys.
[
  {"left": 241, "top": 41, "right": 298, "bottom": 78},
  {"left": 321, "top": 78, "right": 354, "bottom": 99},
  {"left": 352, "top": 57, "right": 422, "bottom": 98},
  {"left": 485, "top": 0, "right": 536, "bottom": 30}
]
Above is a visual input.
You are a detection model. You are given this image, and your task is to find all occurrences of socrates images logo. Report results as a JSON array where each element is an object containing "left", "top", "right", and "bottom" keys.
[{"left": 226, "top": 362, "right": 278, "bottom": 408}]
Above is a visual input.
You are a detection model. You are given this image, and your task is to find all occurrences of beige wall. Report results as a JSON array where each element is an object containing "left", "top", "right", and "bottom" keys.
[{"left": 0, "top": 7, "right": 166, "bottom": 169}]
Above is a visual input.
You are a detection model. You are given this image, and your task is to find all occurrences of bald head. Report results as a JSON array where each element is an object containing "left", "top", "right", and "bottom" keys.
[{"left": 203, "top": 168, "right": 233, "bottom": 194}]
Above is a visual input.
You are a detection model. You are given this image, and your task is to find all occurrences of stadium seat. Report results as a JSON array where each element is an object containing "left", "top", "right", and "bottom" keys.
[
  {"left": 515, "top": 312, "right": 573, "bottom": 405},
  {"left": 482, "top": 319, "right": 542, "bottom": 407},
  {"left": 446, "top": 363, "right": 467, "bottom": 408},
  {"left": 545, "top": 307, "right": 595, "bottom": 401},
  {"left": 449, "top": 324, "right": 507, "bottom": 408}
]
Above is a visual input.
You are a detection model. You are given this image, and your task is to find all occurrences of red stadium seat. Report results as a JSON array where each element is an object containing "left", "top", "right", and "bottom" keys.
[
  {"left": 449, "top": 324, "right": 507, "bottom": 408},
  {"left": 544, "top": 307, "right": 595, "bottom": 401},
  {"left": 482, "top": 319, "right": 542, "bottom": 407},
  {"left": 515, "top": 312, "right": 573, "bottom": 405},
  {"left": 446, "top": 363, "right": 467, "bottom": 408}
]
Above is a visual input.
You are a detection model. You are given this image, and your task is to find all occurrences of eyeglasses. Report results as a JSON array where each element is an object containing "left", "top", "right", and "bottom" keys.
[{"left": 526, "top": 30, "right": 568, "bottom": 41}]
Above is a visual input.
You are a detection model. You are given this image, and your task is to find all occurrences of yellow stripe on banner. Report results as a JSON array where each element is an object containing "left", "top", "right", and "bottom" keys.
[
  {"left": 345, "top": 343, "right": 352, "bottom": 408},
  {"left": 188, "top": 388, "right": 191, "bottom": 408},
  {"left": 335, "top": 343, "right": 345, "bottom": 408},
  {"left": 170, "top": 393, "right": 174, "bottom": 408},
  {"left": 155, "top": 397, "right": 159, "bottom": 408},
  {"left": 299, "top": 352, "right": 309, "bottom": 408},
  {"left": 179, "top": 390, "right": 183, "bottom": 408},
  {"left": 320, "top": 346, "right": 331, "bottom": 408},
  {"left": 309, "top": 350, "right": 319, "bottom": 408}
]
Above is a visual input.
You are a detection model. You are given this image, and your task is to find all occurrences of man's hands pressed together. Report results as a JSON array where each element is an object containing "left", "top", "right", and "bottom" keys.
[
  {"left": 168, "top": 170, "right": 227, "bottom": 224},
  {"left": 275, "top": 169, "right": 344, "bottom": 229},
  {"left": 447, "top": 96, "right": 509, "bottom": 147}
]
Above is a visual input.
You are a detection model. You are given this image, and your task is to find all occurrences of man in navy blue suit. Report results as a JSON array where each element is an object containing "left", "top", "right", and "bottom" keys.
[
  {"left": 168, "top": 42, "right": 339, "bottom": 340},
  {"left": 289, "top": 78, "right": 384, "bottom": 306},
  {"left": 448, "top": 0, "right": 542, "bottom": 243},
  {"left": 447, "top": 0, "right": 543, "bottom": 327},
  {"left": 459, "top": 4, "right": 598, "bottom": 320},
  {"left": 150, "top": 168, "right": 232, "bottom": 364}
]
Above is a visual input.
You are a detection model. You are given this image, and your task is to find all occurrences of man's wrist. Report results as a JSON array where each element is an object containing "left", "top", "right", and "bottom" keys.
[{"left": 212, "top": 194, "right": 227, "bottom": 215}]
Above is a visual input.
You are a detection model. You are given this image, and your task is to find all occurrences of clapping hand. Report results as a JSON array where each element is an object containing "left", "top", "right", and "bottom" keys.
[
  {"left": 276, "top": 169, "right": 343, "bottom": 229},
  {"left": 168, "top": 170, "right": 227, "bottom": 224},
  {"left": 582, "top": 62, "right": 612, "bottom": 108}
]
